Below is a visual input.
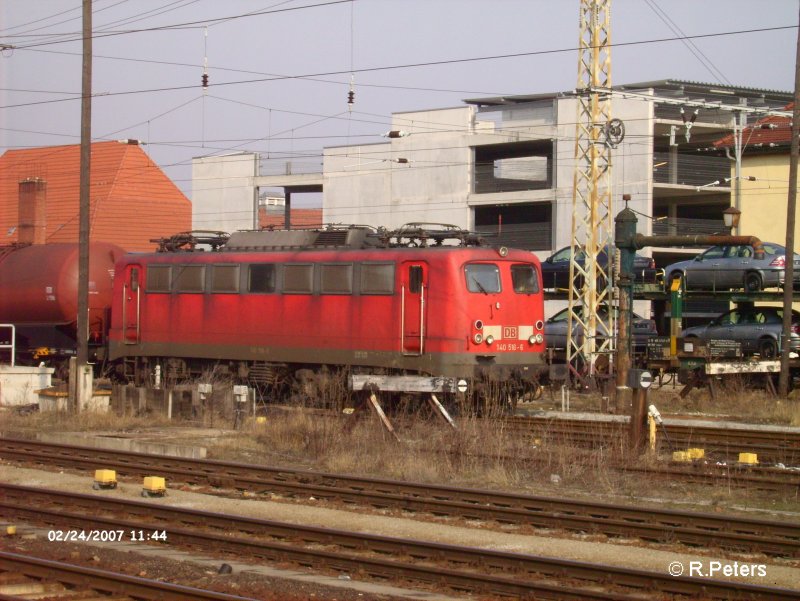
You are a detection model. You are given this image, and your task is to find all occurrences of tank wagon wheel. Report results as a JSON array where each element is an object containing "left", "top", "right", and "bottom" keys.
[
  {"left": 759, "top": 338, "right": 778, "bottom": 359},
  {"left": 744, "top": 272, "right": 762, "bottom": 293}
]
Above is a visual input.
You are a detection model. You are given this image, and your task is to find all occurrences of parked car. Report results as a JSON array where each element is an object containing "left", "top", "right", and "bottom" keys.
[
  {"left": 540, "top": 246, "right": 657, "bottom": 290},
  {"left": 682, "top": 306, "right": 800, "bottom": 358},
  {"left": 544, "top": 306, "right": 658, "bottom": 353},
  {"left": 664, "top": 242, "right": 800, "bottom": 292}
]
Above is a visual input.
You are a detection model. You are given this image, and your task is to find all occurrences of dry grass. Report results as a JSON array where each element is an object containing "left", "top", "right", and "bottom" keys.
[
  {"left": 238, "top": 409, "right": 672, "bottom": 501},
  {"left": 648, "top": 376, "right": 800, "bottom": 426},
  {"left": 4, "top": 383, "right": 797, "bottom": 511},
  {"left": 0, "top": 409, "right": 174, "bottom": 434}
]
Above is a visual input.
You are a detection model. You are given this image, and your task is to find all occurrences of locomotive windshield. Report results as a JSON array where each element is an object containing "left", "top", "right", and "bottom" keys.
[
  {"left": 465, "top": 263, "right": 501, "bottom": 294},
  {"left": 511, "top": 264, "right": 539, "bottom": 294}
]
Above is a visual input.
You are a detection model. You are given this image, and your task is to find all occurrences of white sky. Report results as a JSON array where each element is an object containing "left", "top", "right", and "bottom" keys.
[{"left": 1, "top": 0, "right": 797, "bottom": 211}]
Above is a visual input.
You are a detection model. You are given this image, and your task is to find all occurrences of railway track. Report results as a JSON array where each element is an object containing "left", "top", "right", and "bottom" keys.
[
  {"left": 1, "top": 437, "right": 798, "bottom": 557},
  {"left": 503, "top": 415, "right": 800, "bottom": 464},
  {"left": 3, "top": 483, "right": 799, "bottom": 601},
  {"left": 0, "top": 551, "right": 253, "bottom": 601}
]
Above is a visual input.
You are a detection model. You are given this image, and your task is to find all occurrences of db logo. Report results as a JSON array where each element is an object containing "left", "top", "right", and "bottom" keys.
[{"left": 503, "top": 326, "right": 518, "bottom": 339}]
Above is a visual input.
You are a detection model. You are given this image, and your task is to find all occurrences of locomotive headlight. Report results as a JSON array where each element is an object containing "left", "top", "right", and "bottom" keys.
[
  {"left": 535, "top": 333, "right": 544, "bottom": 344},
  {"left": 485, "top": 335, "right": 495, "bottom": 345},
  {"left": 474, "top": 319, "right": 484, "bottom": 330},
  {"left": 473, "top": 333, "right": 484, "bottom": 344},
  {"left": 528, "top": 335, "right": 536, "bottom": 344},
  {"left": 535, "top": 320, "right": 544, "bottom": 331}
]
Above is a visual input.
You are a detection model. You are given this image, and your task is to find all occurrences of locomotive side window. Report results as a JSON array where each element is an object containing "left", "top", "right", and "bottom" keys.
[
  {"left": 408, "top": 265, "right": 423, "bottom": 294},
  {"left": 511, "top": 264, "right": 539, "bottom": 294},
  {"left": 465, "top": 263, "right": 501, "bottom": 293},
  {"left": 248, "top": 264, "right": 275, "bottom": 293},
  {"left": 146, "top": 265, "right": 171, "bottom": 292},
  {"left": 174, "top": 265, "right": 205, "bottom": 292},
  {"left": 360, "top": 263, "right": 395, "bottom": 294},
  {"left": 321, "top": 264, "right": 353, "bottom": 294},
  {"left": 211, "top": 265, "right": 239, "bottom": 293},
  {"left": 284, "top": 264, "right": 314, "bottom": 294}
]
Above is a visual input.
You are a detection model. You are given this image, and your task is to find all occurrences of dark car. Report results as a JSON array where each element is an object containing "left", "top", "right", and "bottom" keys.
[
  {"left": 664, "top": 242, "right": 800, "bottom": 292},
  {"left": 540, "top": 246, "right": 657, "bottom": 290},
  {"left": 682, "top": 306, "right": 800, "bottom": 358},
  {"left": 545, "top": 306, "right": 658, "bottom": 353}
]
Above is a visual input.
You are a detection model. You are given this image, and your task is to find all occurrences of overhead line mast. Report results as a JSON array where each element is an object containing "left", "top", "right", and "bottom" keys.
[{"left": 567, "top": 0, "right": 616, "bottom": 385}]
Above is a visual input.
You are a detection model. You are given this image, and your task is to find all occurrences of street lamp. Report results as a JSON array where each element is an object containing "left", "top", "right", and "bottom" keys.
[{"left": 723, "top": 206, "right": 741, "bottom": 230}]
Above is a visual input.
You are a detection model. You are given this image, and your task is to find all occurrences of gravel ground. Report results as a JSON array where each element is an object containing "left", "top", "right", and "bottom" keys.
[
  {"left": 2, "top": 462, "right": 799, "bottom": 593},
  {"left": 2, "top": 536, "right": 413, "bottom": 601}
]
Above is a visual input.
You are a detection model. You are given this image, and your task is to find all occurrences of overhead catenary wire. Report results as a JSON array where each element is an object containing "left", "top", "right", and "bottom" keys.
[
  {"left": 1, "top": 25, "right": 795, "bottom": 111},
  {"left": 1, "top": 0, "right": 353, "bottom": 48},
  {"left": 643, "top": 0, "right": 732, "bottom": 86},
  {"left": 1, "top": 2, "right": 792, "bottom": 232}
]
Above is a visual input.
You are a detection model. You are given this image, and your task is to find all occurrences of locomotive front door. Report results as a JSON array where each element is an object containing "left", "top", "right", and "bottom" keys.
[
  {"left": 401, "top": 262, "right": 427, "bottom": 355},
  {"left": 122, "top": 264, "right": 141, "bottom": 344}
]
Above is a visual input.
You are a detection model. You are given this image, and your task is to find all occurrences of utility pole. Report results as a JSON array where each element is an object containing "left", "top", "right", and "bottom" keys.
[
  {"left": 74, "top": 0, "right": 92, "bottom": 411},
  {"left": 779, "top": 3, "right": 800, "bottom": 397}
]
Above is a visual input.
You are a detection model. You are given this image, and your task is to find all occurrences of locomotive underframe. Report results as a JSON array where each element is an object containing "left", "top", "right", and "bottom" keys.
[{"left": 115, "top": 347, "right": 545, "bottom": 415}]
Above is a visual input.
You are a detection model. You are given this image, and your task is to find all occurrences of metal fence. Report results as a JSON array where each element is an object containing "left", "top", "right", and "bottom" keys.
[
  {"left": 474, "top": 223, "right": 551, "bottom": 251},
  {"left": 259, "top": 160, "right": 323, "bottom": 176},
  {"left": 653, "top": 152, "right": 730, "bottom": 187},
  {"left": 652, "top": 217, "right": 725, "bottom": 236}
]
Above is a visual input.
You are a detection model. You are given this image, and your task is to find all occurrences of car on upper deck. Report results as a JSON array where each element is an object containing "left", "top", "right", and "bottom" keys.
[
  {"left": 540, "top": 245, "right": 657, "bottom": 290},
  {"left": 664, "top": 242, "right": 800, "bottom": 292}
]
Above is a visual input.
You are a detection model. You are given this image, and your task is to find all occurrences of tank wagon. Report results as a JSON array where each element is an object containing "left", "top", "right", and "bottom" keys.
[
  {"left": 107, "top": 225, "right": 547, "bottom": 410},
  {"left": 0, "top": 242, "right": 125, "bottom": 366}
]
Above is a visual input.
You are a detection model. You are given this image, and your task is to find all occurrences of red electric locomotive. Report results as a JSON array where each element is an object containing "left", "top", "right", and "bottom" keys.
[{"left": 108, "top": 224, "right": 547, "bottom": 410}]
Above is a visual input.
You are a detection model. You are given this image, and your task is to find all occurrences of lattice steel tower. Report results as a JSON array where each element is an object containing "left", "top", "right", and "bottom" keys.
[{"left": 567, "top": 0, "right": 615, "bottom": 382}]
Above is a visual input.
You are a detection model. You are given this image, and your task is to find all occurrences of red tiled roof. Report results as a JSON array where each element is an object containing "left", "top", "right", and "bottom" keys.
[
  {"left": 714, "top": 103, "right": 794, "bottom": 149},
  {"left": 259, "top": 207, "right": 322, "bottom": 229},
  {"left": 0, "top": 141, "right": 191, "bottom": 251}
]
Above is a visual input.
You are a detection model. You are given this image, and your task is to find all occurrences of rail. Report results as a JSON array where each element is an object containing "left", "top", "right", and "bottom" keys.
[
  {"left": 4, "top": 484, "right": 799, "bottom": 600},
  {"left": 0, "top": 551, "right": 251, "bottom": 601},
  {"left": 1, "top": 437, "right": 798, "bottom": 556}
]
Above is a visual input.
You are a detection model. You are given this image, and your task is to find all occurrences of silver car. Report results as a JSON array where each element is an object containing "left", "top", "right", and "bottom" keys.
[
  {"left": 545, "top": 307, "right": 658, "bottom": 353},
  {"left": 664, "top": 242, "right": 800, "bottom": 292},
  {"left": 682, "top": 307, "right": 800, "bottom": 358}
]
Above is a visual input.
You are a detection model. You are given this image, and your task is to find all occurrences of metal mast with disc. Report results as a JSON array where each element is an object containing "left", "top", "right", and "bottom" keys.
[{"left": 567, "top": 0, "right": 616, "bottom": 386}]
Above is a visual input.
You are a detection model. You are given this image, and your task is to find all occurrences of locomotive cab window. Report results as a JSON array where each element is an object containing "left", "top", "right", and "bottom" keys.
[
  {"left": 360, "top": 263, "right": 395, "bottom": 295},
  {"left": 146, "top": 265, "right": 171, "bottom": 292},
  {"left": 511, "top": 264, "right": 539, "bottom": 294},
  {"left": 174, "top": 265, "right": 205, "bottom": 292},
  {"left": 465, "top": 263, "right": 501, "bottom": 294},
  {"left": 408, "top": 265, "right": 423, "bottom": 293},
  {"left": 211, "top": 265, "right": 240, "bottom": 293},
  {"left": 321, "top": 264, "right": 353, "bottom": 294},
  {"left": 284, "top": 264, "right": 314, "bottom": 294},
  {"left": 248, "top": 264, "right": 275, "bottom": 293}
]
